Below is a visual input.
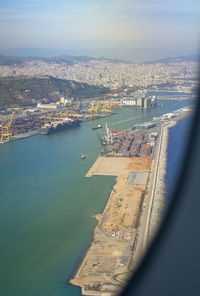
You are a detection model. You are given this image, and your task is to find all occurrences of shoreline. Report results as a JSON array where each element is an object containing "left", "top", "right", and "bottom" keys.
[
  {"left": 70, "top": 156, "right": 152, "bottom": 295},
  {"left": 70, "top": 110, "right": 192, "bottom": 296},
  {"left": 148, "top": 114, "right": 190, "bottom": 243},
  {"left": 68, "top": 179, "right": 118, "bottom": 282},
  {"left": 0, "top": 113, "right": 116, "bottom": 144},
  {"left": 147, "top": 120, "right": 176, "bottom": 243}
]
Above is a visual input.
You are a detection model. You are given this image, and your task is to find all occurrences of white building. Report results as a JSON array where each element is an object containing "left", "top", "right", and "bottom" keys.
[
  {"left": 37, "top": 103, "right": 58, "bottom": 110},
  {"left": 60, "top": 96, "right": 72, "bottom": 106},
  {"left": 121, "top": 98, "right": 137, "bottom": 106}
]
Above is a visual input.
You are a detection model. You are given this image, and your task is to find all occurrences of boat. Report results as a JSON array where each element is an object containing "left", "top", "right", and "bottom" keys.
[
  {"left": 81, "top": 154, "right": 86, "bottom": 159},
  {"left": 40, "top": 117, "right": 80, "bottom": 135},
  {"left": 92, "top": 124, "right": 102, "bottom": 130}
]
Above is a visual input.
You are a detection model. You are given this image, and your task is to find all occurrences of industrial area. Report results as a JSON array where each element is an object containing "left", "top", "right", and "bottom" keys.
[
  {"left": 100, "top": 122, "right": 158, "bottom": 158},
  {"left": 70, "top": 106, "right": 192, "bottom": 296},
  {"left": 98, "top": 106, "right": 191, "bottom": 160},
  {"left": 0, "top": 94, "right": 156, "bottom": 144},
  {"left": 0, "top": 98, "right": 113, "bottom": 143}
]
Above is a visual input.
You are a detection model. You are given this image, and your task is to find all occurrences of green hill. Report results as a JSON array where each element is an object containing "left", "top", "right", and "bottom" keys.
[{"left": 0, "top": 76, "right": 109, "bottom": 106}]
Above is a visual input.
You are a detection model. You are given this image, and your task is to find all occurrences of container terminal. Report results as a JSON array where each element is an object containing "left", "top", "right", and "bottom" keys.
[
  {"left": 0, "top": 93, "right": 160, "bottom": 143},
  {"left": 70, "top": 106, "right": 192, "bottom": 296},
  {"left": 99, "top": 107, "right": 192, "bottom": 159},
  {"left": 0, "top": 98, "right": 117, "bottom": 143}
]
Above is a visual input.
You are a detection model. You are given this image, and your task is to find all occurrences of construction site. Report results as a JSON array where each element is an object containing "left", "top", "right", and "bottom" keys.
[
  {"left": 70, "top": 107, "right": 192, "bottom": 296},
  {"left": 0, "top": 98, "right": 115, "bottom": 143},
  {"left": 70, "top": 153, "right": 153, "bottom": 295},
  {"left": 70, "top": 122, "right": 159, "bottom": 296}
]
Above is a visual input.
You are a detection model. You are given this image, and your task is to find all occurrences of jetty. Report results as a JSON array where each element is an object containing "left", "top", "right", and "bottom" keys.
[{"left": 70, "top": 107, "right": 192, "bottom": 296}]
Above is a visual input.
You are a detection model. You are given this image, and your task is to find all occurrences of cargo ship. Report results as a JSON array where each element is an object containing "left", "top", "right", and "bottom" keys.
[{"left": 40, "top": 117, "right": 80, "bottom": 135}]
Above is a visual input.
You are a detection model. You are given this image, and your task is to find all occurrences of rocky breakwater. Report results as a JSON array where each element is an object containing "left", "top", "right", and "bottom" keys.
[{"left": 148, "top": 121, "right": 176, "bottom": 242}]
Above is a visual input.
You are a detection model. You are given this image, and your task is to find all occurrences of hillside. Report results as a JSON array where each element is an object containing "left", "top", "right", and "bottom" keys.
[
  {"left": 0, "top": 54, "right": 125, "bottom": 67},
  {"left": 0, "top": 54, "right": 96, "bottom": 66},
  {"left": 0, "top": 76, "right": 109, "bottom": 106},
  {"left": 144, "top": 54, "right": 198, "bottom": 65}
]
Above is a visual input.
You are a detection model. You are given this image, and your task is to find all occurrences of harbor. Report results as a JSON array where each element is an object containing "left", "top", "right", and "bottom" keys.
[
  {"left": 70, "top": 107, "right": 192, "bottom": 295},
  {"left": 0, "top": 93, "right": 193, "bottom": 144},
  {"left": 0, "top": 2, "right": 198, "bottom": 293},
  {"left": 0, "top": 99, "right": 193, "bottom": 296},
  {"left": 0, "top": 100, "right": 116, "bottom": 144}
]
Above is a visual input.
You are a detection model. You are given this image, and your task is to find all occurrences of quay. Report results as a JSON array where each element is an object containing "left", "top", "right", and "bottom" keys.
[
  {"left": 70, "top": 108, "right": 192, "bottom": 296},
  {"left": 0, "top": 112, "right": 116, "bottom": 144}
]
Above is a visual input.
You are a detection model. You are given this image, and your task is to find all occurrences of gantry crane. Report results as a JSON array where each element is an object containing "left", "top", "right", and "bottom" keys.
[
  {"left": 1, "top": 111, "right": 15, "bottom": 142},
  {"left": 85, "top": 100, "right": 101, "bottom": 118},
  {"left": 87, "top": 100, "right": 96, "bottom": 113},
  {"left": 74, "top": 98, "right": 80, "bottom": 111},
  {"left": 87, "top": 100, "right": 101, "bottom": 113},
  {"left": 60, "top": 109, "right": 83, "bottom": 118},
  {"left": 99, "top": 98, "right": 113, "bottom": 113},
  {"left": 39, "top": 109, "right": 83, "bottom": 122}
]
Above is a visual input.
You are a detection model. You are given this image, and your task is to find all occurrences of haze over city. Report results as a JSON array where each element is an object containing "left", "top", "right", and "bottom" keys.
[{"left": 0, "top": 0, "right": 199, "bottom": 61}]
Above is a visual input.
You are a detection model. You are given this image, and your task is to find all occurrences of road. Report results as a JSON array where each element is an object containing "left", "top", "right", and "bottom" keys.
[{"left": 133, "top": 122, "right": 166, "bottom": 267}]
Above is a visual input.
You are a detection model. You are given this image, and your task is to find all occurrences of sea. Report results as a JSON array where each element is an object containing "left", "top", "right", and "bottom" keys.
[
  {"left": 0, "top": 98, "right": 194, "bottom": 296},
  {"left": 165, "top": 116, "right": 193, "bottom": 201}
]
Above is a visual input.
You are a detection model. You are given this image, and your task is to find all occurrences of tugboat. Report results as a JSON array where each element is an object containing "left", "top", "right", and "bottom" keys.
[
  {"left": 92, "top": 124, "right": 102, "bottom": 130},
  {"left": 81, "top": 154, "right": 86, "bottom": 159}
]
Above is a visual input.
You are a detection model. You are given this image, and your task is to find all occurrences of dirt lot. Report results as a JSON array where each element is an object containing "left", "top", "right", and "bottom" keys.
[
  {"left": 71, "top": 156, "right": 152, "bottom": 295},
  {"left": 86, "top": 156, "right": 151, "bottom": 177}
]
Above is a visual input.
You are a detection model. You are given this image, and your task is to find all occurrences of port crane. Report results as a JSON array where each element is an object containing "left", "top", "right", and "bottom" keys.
[
  {"left": 39, "top": 109, "right": 83, "bottom": 122},
  {"left": 74, "top": 98, "right": 80, "bottom": 111},
  {"left": 60, "top": 109, "right": 83, "bottom": 118},
  {"left": 87, "top": 100, "right": 101, "bottom": 113},
  {"left": 103, "top": 122, "right": 114, "bottom": 144},
  {"left": 1, "top": 111, "right": 15, "bottom": 142},
  {"left": 87, "top": 99, "right": 113, "bottom": 115},
  {"left": 85, "top": 100, "right": 101, "bottom": 118},
  {"left": 99, "top": 98, "right": 113, "bottom": 113}
]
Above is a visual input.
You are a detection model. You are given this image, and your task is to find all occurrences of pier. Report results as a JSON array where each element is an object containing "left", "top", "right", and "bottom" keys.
[{"left": 70, "top": 108, "right": 192, "bottom": 296}]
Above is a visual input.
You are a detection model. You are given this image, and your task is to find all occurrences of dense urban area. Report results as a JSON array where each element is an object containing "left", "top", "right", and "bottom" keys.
[
  {"left": 0, "top": 54, "right": 197, "bottom": 144},
  {"left": 0, "top": 55, "right": 197, "bottom": 89},
  {"left": 0, "top": 53, "right": 196, "bottom": 295}
]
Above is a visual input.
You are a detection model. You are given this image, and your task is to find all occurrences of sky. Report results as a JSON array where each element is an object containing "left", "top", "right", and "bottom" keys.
[{"left": 0, "top": 0, "right": 199, "bottom": 56}]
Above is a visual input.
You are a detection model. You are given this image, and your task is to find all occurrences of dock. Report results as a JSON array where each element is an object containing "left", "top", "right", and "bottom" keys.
[{"left": 70, "top": 109, "right": 192, "bottom": 296}]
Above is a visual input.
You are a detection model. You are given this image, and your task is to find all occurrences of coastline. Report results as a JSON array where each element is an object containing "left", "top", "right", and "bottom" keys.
[
  {"left": 148, "top": 121, "right": 176, "bottom": 242},
  {"left": 70, "top": 156, "right": 152, "bottom": 295},
  {"left": 0, "top": 101, "right": 194, "bottom": 296},
  {"left": 148, "top": 114, "right": 191, "bottom": 243},
  {"left": 0, "top": 129, "right": 40, "bottom": 144},
  {"left": 0, "top": 113, "right": 117, "bottom": 144},
  {"left": 70, "top": 109, "right": 192, "bottom": 296}
]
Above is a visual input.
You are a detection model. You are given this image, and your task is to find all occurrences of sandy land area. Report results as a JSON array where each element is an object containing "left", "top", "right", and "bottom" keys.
[
  {"left": 85, "top": 156, "right": 151, "bottom": 177},
  {"left": 71, "top": 112, "right": 192, "bottom": 295},
  {"left": 70, "top": 156, "right": 152, "bottom": 295}
]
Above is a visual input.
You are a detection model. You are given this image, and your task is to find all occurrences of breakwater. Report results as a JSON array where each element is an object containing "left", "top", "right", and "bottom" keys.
[
  {"left": 148, "top": 121, "right": 175, "bottom": 242},
  {"left": 70, "top": 109, "right": 193, "bottom": 296},
  {"left": 148, "top": 112, "right": 192, "bottom": 242}
]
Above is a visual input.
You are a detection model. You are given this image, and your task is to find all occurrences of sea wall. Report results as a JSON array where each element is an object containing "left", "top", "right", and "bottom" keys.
[{"left": 148, "top": 121, "right": 176, "bottom": 242}]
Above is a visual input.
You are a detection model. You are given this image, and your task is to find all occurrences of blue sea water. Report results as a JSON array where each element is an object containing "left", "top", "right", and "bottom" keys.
[
  {"left": 165, "top": 116, "right": 193, "bottom": 201},
  {"left": 0, "top": 99, "right": 194, "bottom": 296}
]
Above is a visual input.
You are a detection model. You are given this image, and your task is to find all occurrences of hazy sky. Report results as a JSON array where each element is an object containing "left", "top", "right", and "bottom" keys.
[{"left": 0, "top": 0, "right": 199, "bottom": 52}]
